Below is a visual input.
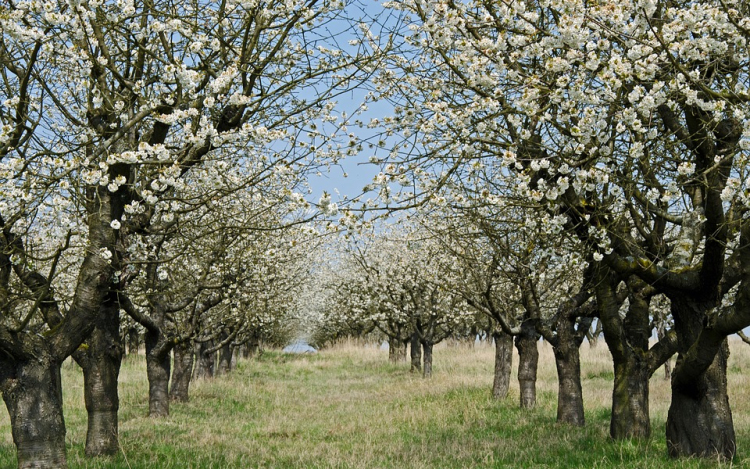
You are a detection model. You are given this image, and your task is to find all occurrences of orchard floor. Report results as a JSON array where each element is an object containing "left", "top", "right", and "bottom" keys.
[{"left": 1, "top": 340, "right": 750, "bottom": 468}]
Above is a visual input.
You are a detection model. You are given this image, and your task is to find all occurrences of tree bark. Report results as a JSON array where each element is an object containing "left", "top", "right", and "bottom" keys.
[
  {"left": 667, "top": 340, "right": 735, "bottom": 459},
  {"left": 410, "top": 331, "right": 422, "bottom": 373},
  {"left": 597, "top": 274, "right": 652, "bottom": 439},
  {"left": 552, "top": 314, "right": 588, "bottom": 426},
  {"left": 127, "top": 327, "right": 140, "bottom": 356},
  {"left": 587, "top": 319, "right": 602, "bottom": 348},
  {"left": 422, "top": 342, "right": 433, "bottom": 378},
  {"left": 170, "top": 340, "right": 194, "bottom": 402},
  {"left": 388, "top": 339, "right": 407, "bottom": 363},
  {"left": 193, "top": 340, "right": 215, "bottom": 379},
  {"left": 217, "top": 334, "right": 233, "bottom": 376},
  {"left": 611, "top": 357, "right": 650, "bottom": 439},
  {"left": 515, "top": 321, "right": 539, "bottom": 408},
  {"left": 74, "top": 297, "right": 123, "bottom": 456},
  {"left": 145, "top": 330, "right": 171, "bottom": 417},
  {"left": 0, "top": 354, "right": 67, "bottom": 469},
  {"left": 492, "top": 331, "right": 513, "bottom": 400},
  {"left": 666, "top": 294, "right": 736, "bottom": 459}
]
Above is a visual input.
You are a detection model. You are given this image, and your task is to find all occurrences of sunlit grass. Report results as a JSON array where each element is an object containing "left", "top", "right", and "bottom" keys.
[{"left": 1, "top": 339, "right": 749, "bottom": 468}]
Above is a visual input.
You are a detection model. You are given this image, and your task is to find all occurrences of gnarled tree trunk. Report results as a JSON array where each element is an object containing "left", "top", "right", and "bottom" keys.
[
  {"left": 597, "top": 274, "right": 652, "bottom": 439},
  {"left": 666, "top": 295, "right": 735, "bottom": 459},
  {"left": 74, "top": 297, "right": 123, "bottom": 456},
  {"left": 667, "top": 340, "right": 734, "bottom": 459},
  {"left": 193, "top": 340, "right": 215, "bottom": 379},
  {"left": 422, "top": 342, "right": 433, "bottom": 378},
  {"left": 611, "top": 357, "right": 650, "bottom": 439},
  {"left": 388, "top": 339, "right": 407, "bottom": 363},
  {"left": 127, "top": 326, "right": 140, "bottom": 356},
  {"left": 551, "top": 313, "right": 590, "bottom": 426},
  {"left": 0, "top": 353, "right": 67, "bottom": 469},
  {"left": 515, "top": 321, "right": 539, "bottom": 408},
  {"left": 145, "top": 330, "right": 171, "bottom": 417},
  {"left": 410, "top": 331, "right": 421, "bottom": 373},
  {"left": 170, "top": 340, "right": 194, "bottom": 402},
  {"left": 216, "top": 333, "right": 233, "bottom": 376},
  {"left": 492, "top": 330, "right": 513, "bottom": 400}
]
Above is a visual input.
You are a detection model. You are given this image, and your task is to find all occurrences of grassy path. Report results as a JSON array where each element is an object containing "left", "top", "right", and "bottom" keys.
[{"left": 1, "top": 342, "right": 749, "bottom": 468}]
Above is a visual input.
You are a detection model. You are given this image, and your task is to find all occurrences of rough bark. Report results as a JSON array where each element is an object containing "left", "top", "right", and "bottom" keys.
[
  {"left": 552, "top": 314, "right": 589, "bottom": 426},
  {"left": 666, "top": 296, "right": 735, "bottom": 459},
  {"left": 422, "top": 342, "right": 433, "bottom": 378},
  {"left": 73, "top": 297, "right": 123, "bottom": 456},
  {"left": 0, "top": 355, "right": 67, "bottom": 469},
  {"left": 217, "top": 334, "right": 233, "bottom": 376},
  {"left": 145, "top": 330, "right": 171, "bottom": 417},
  {"left": 492, "top": 331, "right": 513, "bottom": 400},
  {"left": 515, "top": 321, "right": 539, "bottom": 408},
  {"left": 597, "top": 274, "right": 652, "bottom": 439},
  {"left": 127, "top": 327, "right": 140, "bottom": 356},
  {"left": 611, "top": 357, "right": 650, "bottom": 438},
  {"left": 170, "top": 340, "right": 194, "bottom": 402},
  {"left": 193, "top": 340, "right": 215, "bottom": 379},
  {"left": 0, "top": 183, "right": 117, "bottom": 468},
  {"left": 587, "top": 319, "right": 602, "bottom": 348},
  {"left": 388, "top": 339, "right": 407, "bottom": 363},
  {"left": 410, "top": 331, "right": 422, "bottom": 373}
]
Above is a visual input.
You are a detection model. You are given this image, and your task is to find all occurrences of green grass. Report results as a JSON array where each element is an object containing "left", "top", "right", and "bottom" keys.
[{"left": 1, "top": 341, "right": 749, "bottom": 468}]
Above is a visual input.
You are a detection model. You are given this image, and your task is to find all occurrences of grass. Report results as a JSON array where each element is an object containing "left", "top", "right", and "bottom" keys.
[{"left": 1, "top": 340, "right": 749, "bottom": 468}]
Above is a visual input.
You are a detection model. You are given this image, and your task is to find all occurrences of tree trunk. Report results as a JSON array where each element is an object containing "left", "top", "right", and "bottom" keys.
[
  {"left": 492, "top": 331, "right": 513, "bottom": 400},
  {"left": 246, "top": 338, "right": 259, "bottom": 358},
  {"left": 587, "top": 319, "right": 602, "bottom": 348},
  {"left": 193, "top": 340, "right": 215, "bottom": 379},
  {"left": 611, "top": 357, "right": 650, "bottom": 439},
  {"left": 145, "top": 330, "right": 171, "bottom": 417},
  {"left": 552, "top": 315, "right": 586, "bottom": 426},
  {"left": 74, "top": 298, "right": 123, "bottom": 456},
  {"left": 665, "top": 296, "right": 736, "bottom": 459},
  {"left": 422, "top": 342, "right": 433, "bottom": 378},
  {"left": 410, "top": 331, "right": 422, "bottom": 373},
  {"left": 388, "top": 339, "right": 407, "bottom": 363},
  {"left": 170, "top": 341, "right": 194, "bottom": 402},
  {"left": 597, "top": 275, "right": 652, "bottom": 439},
  {"left": 217, "top": 336, "right": 233, "bottom": 376},
  {"left": 515, "top": 321, "right": 539, "bottom": 408},
  {"left": 0, "top": 355, "right": 67, "bottom": 469},
  {"left": 667, "top": 339, "right": 735, "bottom": 459},
  {"left": 127, "top": 327, "right": 140, "bottom": 356}
]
